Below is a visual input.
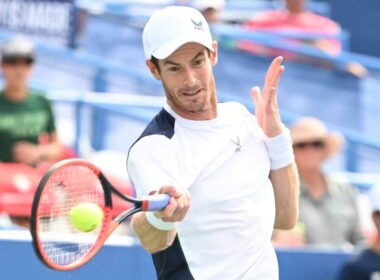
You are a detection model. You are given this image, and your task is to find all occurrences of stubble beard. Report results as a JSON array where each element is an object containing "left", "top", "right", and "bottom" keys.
[{"left": 162, "top": 76, "right": 217, "bottom": 114}]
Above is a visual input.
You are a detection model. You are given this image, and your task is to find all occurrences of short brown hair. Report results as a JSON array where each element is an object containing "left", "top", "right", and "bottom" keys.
[
  {"left": 150, "top": 48, "right": 211, "bottom": 73},
  {"left": 150, "top": 56, "right": 160, "bottom": 72}
]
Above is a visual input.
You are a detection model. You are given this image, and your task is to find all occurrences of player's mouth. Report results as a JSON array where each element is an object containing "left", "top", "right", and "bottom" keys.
[{"left": 181, "top": 88, "right": 202, "bottom": 97}]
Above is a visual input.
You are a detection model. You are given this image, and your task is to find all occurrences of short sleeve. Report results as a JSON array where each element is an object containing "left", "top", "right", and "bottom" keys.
[
  {"left": 44, "top": 98, "right": 56, "bottom": 134},
  {"left": 127, "top": 136, "right": 182, "bottom": 197},
  {"left": 328, "top": 174, "right": 366, "bottom": 246},
  {"left": 34, "top": 93, "right": 56, "bottom": 134}
]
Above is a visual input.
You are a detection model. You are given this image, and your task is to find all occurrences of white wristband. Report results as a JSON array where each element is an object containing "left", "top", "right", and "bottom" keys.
[
  {"left": 263, "top": 128, "right": 294, "bottom": 170},
  {"left": 145, "top": 212, "right": 177, "bottom": 231}
]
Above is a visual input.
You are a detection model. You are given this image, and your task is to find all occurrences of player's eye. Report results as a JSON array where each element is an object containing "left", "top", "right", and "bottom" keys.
[
  {"left": 168, "top": 66, "right": 180, "bottom": 72},
  {"left": 192, "top": 58, "right": 205, "bottom": 66}
]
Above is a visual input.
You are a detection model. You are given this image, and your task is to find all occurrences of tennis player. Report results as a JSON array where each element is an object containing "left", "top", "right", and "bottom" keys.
[{"left": 127, "top": 6, "right": 299, "bottom": 279}]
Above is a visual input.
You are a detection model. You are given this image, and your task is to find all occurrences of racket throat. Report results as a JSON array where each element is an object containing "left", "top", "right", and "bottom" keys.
[{"left": 114, "top": 207, "right": 142, "bottom": 224}]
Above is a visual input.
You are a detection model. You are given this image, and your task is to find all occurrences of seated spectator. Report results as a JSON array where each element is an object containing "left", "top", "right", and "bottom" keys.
[
  {"left": 291, "top": 117, "right": 365, "bottom": 248},
  {"left": 337, "top": 185, "right": 380, "bottom": 279},
  {"left": 178, "top": 0, "right": 225, "bottom": 23},
  {"left": 239, "top": 0, "right": 367, "bottom": 77},
  {"left": 243, "top": 0, "right": 341, "bottom": 56},
  {"left": 0, "top": 36, "right": 63, "bottom": 166}
]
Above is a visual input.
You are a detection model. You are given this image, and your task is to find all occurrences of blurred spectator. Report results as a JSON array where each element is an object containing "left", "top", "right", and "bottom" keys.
[
  {"left": 289, "top": 117, "right": 365, "bottom": 248},
  {"left": 178, "top": 0, "right": 225, "bottom": 23},
  {"left": 243, "top": 0, "right": 341, "bottom": 56},
  {"left": 0, "top": 36, "right": 63, "bottom": 166},
  {"left": 239, "top": 0, "right": 367, "bottom": 77},
  {"left": 0, "top": 162, "right": 45, "bottom": 229},
  {"left": 337, "top": 185, "right": 380, "bottom": 279}
]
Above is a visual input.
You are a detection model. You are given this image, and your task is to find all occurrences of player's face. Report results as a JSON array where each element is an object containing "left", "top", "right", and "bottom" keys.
[
  {"left": 1, "top": 58, "right": 33, "bottom": 88},
  {"left": 293, "top": 139, "right": 326, "bottom": 170},
  {"left": 147, "top": 42, "right": 218, "bottom": 120}
]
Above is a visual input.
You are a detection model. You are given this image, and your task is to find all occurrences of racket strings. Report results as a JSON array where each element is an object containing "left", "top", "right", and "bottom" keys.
[{"left": 37, "top": 165, "right": 106, "bottom": 266}]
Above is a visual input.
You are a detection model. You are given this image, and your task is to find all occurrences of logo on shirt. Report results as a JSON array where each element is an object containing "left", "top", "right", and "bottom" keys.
[
  {"left": 191, "top": 19, "right": 204, "bottom": 31},
  {"left": 231, "top": 137, "right": 242, "bottom": 152}
]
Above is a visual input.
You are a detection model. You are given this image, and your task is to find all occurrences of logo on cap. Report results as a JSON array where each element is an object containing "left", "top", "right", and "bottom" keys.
[{"left": 191, "top": 19, "right": 204, "bottom": 31}]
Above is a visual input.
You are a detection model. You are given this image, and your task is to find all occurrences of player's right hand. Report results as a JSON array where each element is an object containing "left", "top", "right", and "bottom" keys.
[{"left": 154, "top": 185, "right": 191, "bottom": 223}]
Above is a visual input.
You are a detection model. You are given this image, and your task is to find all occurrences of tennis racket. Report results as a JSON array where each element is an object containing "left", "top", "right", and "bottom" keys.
[{"left": 30, "top": 158, "right": 170, "bottom": 270}]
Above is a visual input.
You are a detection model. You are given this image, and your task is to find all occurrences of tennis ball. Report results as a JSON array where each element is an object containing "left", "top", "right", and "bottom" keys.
[{"left": 69, "top": 203, "right": 104, "bottom": 232}]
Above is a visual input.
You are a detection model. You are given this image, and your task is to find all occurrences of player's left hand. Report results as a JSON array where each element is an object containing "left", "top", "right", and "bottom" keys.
[{"left": 251, "top": 56, "right": 285, "bottom": 138}]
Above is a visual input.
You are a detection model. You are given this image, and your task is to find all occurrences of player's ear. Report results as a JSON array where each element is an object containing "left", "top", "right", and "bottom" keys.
[
  {"left": 210, "top": 41, "right": 218, "bottom": 67},
  {"left": 146, "top": 60, "right": 161, "bottom": 81}
]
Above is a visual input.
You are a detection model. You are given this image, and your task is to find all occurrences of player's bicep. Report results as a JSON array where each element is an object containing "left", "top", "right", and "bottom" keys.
[{"left": 127, "top": 152, "right": 177, "bottom": 197}]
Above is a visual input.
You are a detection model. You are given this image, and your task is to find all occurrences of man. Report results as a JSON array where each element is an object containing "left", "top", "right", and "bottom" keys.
[
  {"left": 0, "top": 36, "right": 62, "bottom": 166},
  {"left": 128, "top": 6, "right": 299, "bottom": 279},
  {"left": 274, "top": 118, "right": 365, "bottom": 248},
  {"left": 243, "top": 0, "right": 342, "bottom": 56},
  {"left": 338, "top": 184, "right": 380, "bottom": 280},
  {"left": 240, "top": 0, "right": 367, "bottom": 77}
]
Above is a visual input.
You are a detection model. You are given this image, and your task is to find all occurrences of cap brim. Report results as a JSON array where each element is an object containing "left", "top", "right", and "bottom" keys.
[
  {"left": 151, "top": 33, "right": 213, "bottom": 60},
  {"left": 293, "top": 132, "right": 344, "bottom": 159},
  {"left": 2, "top": 54, "right": 34, "bottom": 61}
]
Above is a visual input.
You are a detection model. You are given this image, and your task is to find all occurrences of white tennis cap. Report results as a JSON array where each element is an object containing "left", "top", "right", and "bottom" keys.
[
  {"left": 369, "top": 184, "right": 380, "bottom": 212},
  {"left": 142, "top": 6, "right": 213, "bottom": 60},
  {"left": 1, "top": 36, "right": 35, "bottom": 61}
]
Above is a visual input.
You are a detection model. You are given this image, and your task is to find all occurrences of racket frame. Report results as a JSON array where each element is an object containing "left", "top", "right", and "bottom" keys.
[{"left": 30, "top": 159, "right": 144, "bottom": 270}]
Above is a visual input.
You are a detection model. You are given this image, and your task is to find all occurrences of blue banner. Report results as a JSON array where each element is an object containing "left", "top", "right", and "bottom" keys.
[{"left": 0, "top": 0, "right": 75, "bottom": 47}]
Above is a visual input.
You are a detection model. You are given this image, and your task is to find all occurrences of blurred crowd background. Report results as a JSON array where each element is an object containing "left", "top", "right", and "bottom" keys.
[{"left": 0, "top": 0, "right": 380, "bottom": 279}]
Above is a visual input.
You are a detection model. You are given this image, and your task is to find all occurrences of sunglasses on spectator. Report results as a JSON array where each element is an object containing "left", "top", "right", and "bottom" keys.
[
  {"left": 293, "top": 140, "right": 325, "bottom": 149},
  {"left": 2, "top": 57, "right": 34, "bottom": 66}
]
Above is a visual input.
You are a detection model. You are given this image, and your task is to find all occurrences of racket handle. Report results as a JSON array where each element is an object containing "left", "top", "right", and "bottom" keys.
[{"left": 142, "top": 194, "right": 171, "bottom": 211}]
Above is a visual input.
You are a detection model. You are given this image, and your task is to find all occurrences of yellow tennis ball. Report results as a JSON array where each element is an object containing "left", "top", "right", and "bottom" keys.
[{"left": 69, "top": 203, "right": 104, "bottom": 232}]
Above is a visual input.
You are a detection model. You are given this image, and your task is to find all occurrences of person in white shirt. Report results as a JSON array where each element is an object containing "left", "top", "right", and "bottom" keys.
[{"left": 128, "top": 6, "right": 299, "bottom": 280}]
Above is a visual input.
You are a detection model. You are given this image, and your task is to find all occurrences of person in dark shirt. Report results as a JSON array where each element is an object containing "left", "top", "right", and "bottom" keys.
[
  {"left": 337, "top": 185, "right": 380, "bottom": 280},
  {"left": 0, "top": 36, "right": 62, "bottom": 166}
]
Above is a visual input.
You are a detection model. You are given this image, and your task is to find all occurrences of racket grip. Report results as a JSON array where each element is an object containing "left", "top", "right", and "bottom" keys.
[{"left": 142, "top": 194, "right": 171, "bottom": 211}]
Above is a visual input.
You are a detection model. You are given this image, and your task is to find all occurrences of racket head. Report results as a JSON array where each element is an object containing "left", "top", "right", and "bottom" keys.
[{"left": 30, "top": 159, "right": 114, "bottom": 270}]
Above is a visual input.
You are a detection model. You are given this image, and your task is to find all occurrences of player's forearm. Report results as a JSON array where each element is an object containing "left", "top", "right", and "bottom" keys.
[
  {"left": 131, "top": 212, "right": 177, "bottom": 253},
  {"left": 270, "top": 162, "right": 299, "bottom": 230}
]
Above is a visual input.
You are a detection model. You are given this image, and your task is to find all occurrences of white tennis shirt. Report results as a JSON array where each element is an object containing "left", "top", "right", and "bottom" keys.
[{"left": 127, "top": 102, "right": 278, "bottom": 280}]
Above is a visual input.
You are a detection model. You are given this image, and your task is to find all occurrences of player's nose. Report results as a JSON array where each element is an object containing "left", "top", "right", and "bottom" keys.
[{"left": 183, "top": 67, "right": 197, "bottom": 88}]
